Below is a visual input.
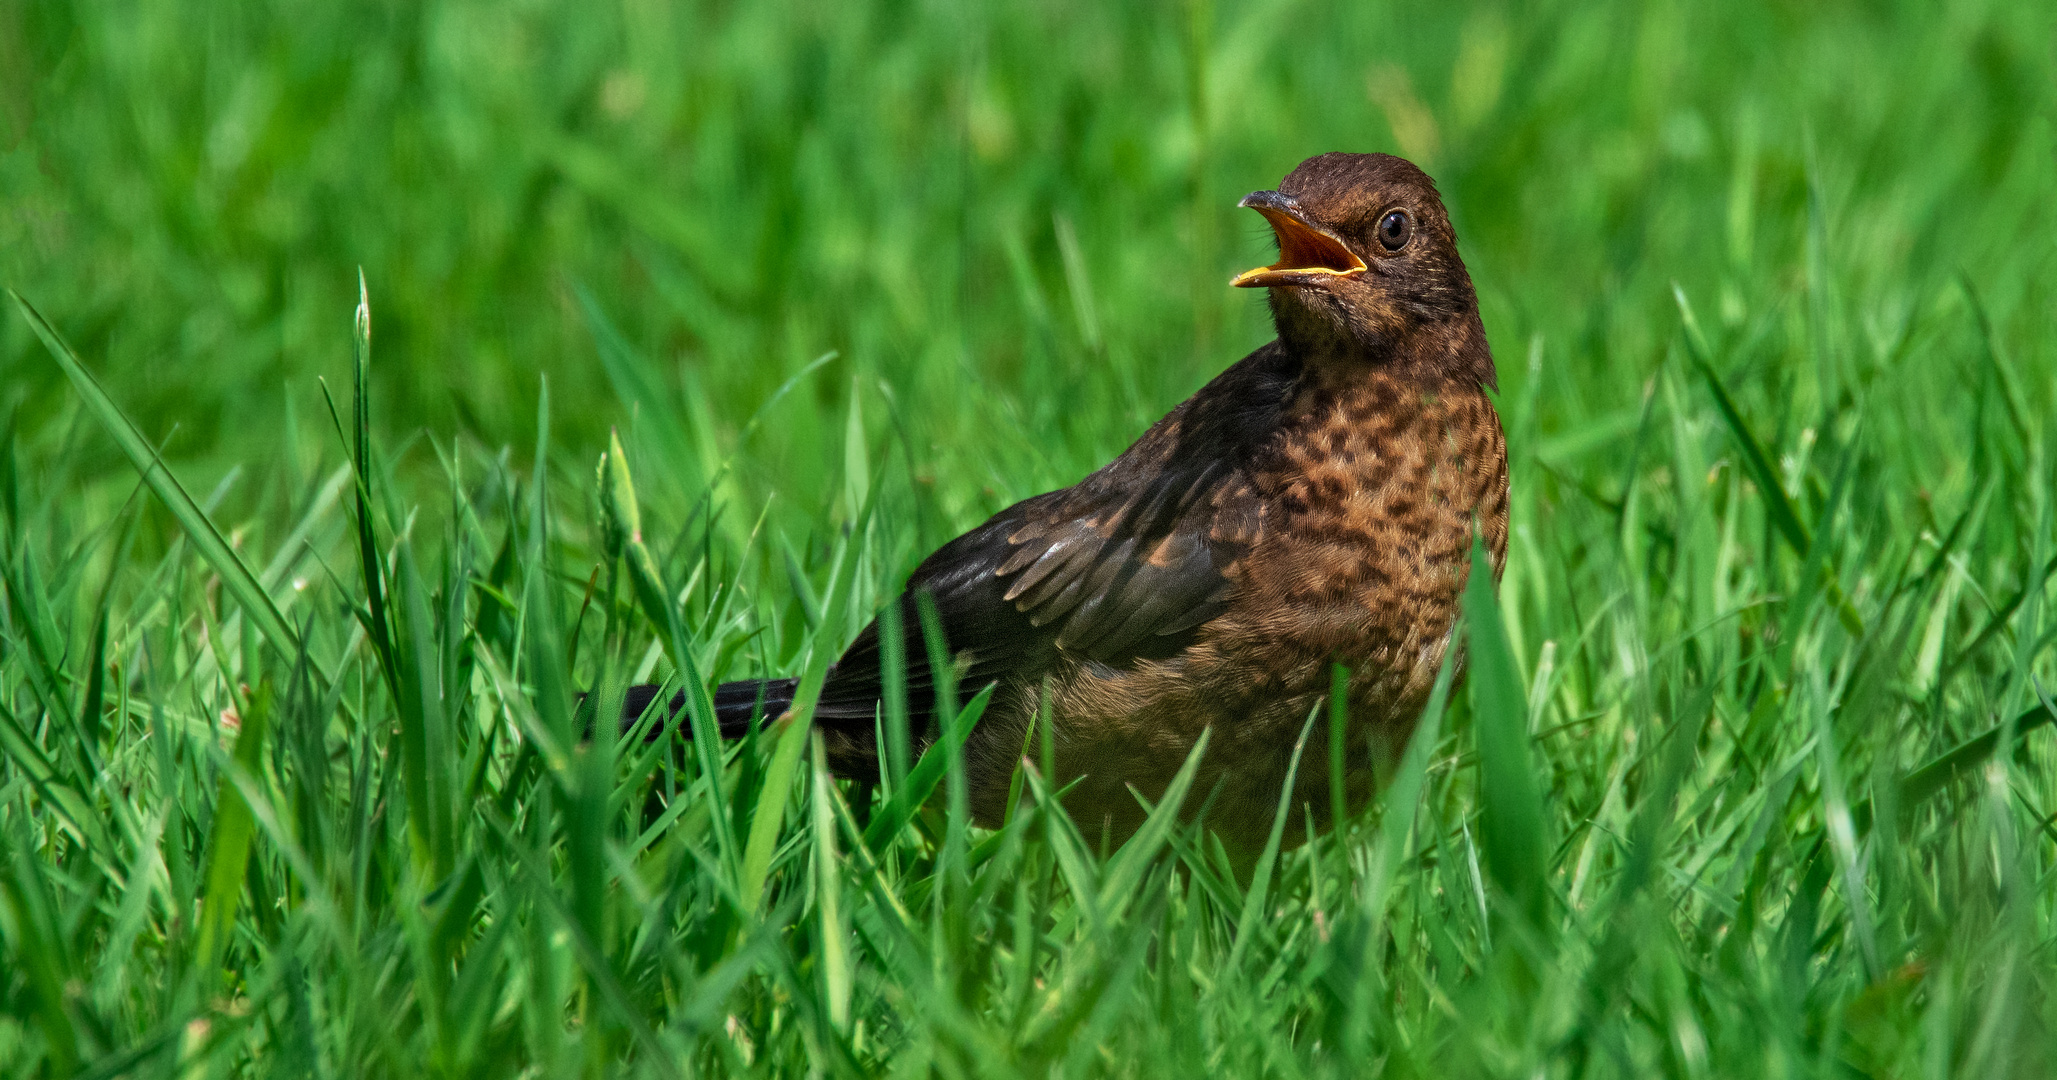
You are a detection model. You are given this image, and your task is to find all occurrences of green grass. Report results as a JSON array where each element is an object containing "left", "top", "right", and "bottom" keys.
[{"left": 3, "top": 0, "right": 2056, "bottom": 1075}]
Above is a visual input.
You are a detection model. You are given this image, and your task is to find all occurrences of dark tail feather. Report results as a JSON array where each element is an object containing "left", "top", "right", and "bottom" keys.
[
  {"left": 713, "top": 678, "right": 799, "bottom": 730},
  {"left": 616, "top": 678, "right": 800, "bottom": 739}
]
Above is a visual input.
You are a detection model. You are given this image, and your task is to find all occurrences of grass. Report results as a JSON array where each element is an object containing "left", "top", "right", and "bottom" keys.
[{"left": 2, "top": 0, "right": 2056, "bottom": 1075}]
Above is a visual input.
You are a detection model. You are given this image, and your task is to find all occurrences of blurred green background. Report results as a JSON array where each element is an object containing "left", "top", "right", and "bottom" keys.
[
  {"left": 5, "top": 1, "right": 2057, "bottom": 1075},
  {"left": 5, "top": 0, "right": 2049, "bottom": 537}
]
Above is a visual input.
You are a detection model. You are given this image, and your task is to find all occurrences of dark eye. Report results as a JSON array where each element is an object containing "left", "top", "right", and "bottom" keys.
[{"left": 1377, "top": 209, "right": 1412, "bottom": 251}]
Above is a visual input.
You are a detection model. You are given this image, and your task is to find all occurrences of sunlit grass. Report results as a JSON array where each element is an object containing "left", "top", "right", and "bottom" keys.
[{"left": 1, "top": 0, "right": 2055, "bottom": 1076}]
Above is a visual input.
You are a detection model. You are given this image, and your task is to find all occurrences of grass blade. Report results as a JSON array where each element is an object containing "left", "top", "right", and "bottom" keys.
[
  {"left": 1226, "top": 706, "right": 1317, "bottom": 973},
  {"left": 1464, "top": 533, "right": 1550, "bottom": 930},
  {"left": 862, "top": 684, "right": 993, "bottom": 852},
  {"left": 811, "top": 732, "right": 853, "bottom": 1032},
  {"left": 738, "top": 709, "right": 812, "bottom": 914},
  {"left": 1100, "top": 727, "right": 1210, "bottom": 920},
  {"left": 11, "top": 291, "right": 304, "bottom": 665},
  {"left": 604, "top": 432, "right": 740, "bottom": 877},
  {"left": 1674, "top": 284, "right": 1864, "bottom": 636},
  {"left": 1673, "top": 284, "right": 1809, "bottom": 555},
  {"left": 193, "top": 682, "right": 274, "bottom": 980}
]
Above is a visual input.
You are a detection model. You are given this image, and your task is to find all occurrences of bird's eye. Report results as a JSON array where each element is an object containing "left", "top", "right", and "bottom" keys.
[{"left": 1377, "top": 209, "right": 1412, "bottom": 251}]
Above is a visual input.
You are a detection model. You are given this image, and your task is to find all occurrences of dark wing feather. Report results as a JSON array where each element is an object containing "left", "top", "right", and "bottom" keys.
[
  {"left": 808, "top": 340, "right": 1301, "bottom": 738},
  {"left": 810, "top": 468, "right": 1248, "bottom": 735}
]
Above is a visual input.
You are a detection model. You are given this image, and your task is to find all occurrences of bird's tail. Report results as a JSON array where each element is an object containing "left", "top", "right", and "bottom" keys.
[{"left": 616, "top": 678, "right": 800, "bottom": 739}]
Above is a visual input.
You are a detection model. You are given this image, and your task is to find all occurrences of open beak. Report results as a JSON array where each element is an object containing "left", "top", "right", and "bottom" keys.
[{"left": 1230, "top": 191, "right": 1366, "bottom": 288}]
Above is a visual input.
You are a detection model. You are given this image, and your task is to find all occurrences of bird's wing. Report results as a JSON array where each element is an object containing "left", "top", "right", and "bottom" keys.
[
  {"left": 985, "top": 457, "right": 1257, "bottom": 659},
  {"left": 808, "top": 339, "right": 1299, "bottom": 732},
  {"left": 810, "top": 461, "right": 1258, "bottom": 727}
]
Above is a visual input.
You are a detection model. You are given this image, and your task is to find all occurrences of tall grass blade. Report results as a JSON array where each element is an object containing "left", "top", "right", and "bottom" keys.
[
  {"left": 1099, "top": 728, "right": 1210, "bottom": 919},
  {"left": 1367, "top": 639, "right": 1459, "bottom": 914},
  {"left": 880, "top": 598, "right": 911, "bottom": 790},
  {"left": 1673, "top": 285, "right": 1809, "bottom": 554},
  {"left": 863, "top": 685, "right": 994, "bottom": 852},
  {"left": 0, "top": 824, "right": 84, "bottom": 1073},
  {"left": 11, "top": 291, "right": 303, "bottom": 664},
  {"left": 193, "top": 682, "right": 274, "bottom": 980},
  {"left": 811, "top": 733, "right": 853, "bottom": 1032},
  {"left": 738, "top": 709, "right": 812, "bottom": 914},
  {"left": 394, "top": 542, "right": 455, "bottom": 881},
  {"left": 603, "top": 431, "right": 740, "bottom": 877},
  {"left": 1227, "top": 706, "right": 1318, "bottom": 972},
  {"left": 348, "top": 275, "right": 400, "bottom": 699},
  {"left": 1464, "top": 533, "right": 1550, "bottom": 930},
  {"left": 578, "top": 284, "right": 705, "bottom": 492}
]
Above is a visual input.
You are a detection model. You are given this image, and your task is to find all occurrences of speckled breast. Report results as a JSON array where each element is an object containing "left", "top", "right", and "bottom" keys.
[{"left": 1022, "top": 371, "right": 1507, "bottom": 847}]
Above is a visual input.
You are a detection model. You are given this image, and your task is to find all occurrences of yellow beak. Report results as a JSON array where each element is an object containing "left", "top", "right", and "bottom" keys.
[{"left": 1230, "top": 192, "right": 1366, "bottom": 288}]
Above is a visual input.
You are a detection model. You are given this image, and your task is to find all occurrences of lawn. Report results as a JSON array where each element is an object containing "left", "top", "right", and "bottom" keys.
[{"left": 1, "top": 0, "right": 2055, "bottom": 1075}]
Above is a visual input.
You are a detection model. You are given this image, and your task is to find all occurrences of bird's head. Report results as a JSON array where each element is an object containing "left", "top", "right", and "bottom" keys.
[{"left": 1234, "top": 152, "right": 1493, "bottom": 388}]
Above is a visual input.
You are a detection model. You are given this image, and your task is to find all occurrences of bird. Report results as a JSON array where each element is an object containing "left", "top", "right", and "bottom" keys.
[{"left": 627, "top": 152, "right": 1507, "bottom": 850}]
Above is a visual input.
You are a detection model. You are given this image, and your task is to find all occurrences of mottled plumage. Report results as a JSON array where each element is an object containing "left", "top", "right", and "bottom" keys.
[{"left": 633, "top": 152, "right": 1508, "bottom": 850}]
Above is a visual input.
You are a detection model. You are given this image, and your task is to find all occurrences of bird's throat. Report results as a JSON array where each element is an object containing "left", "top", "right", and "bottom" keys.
[{"left": 1271, "top": 290, "right": 1497, "bottom": 393}]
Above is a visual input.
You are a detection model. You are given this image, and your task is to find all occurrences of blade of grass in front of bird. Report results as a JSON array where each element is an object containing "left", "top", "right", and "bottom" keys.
[
  {"left": 821, "top": 780, "right": 921, "bottom": 952},
  {"left": 1346, "top": 643, "right": 1457, "bottom": 1055},
  {"left": 880, "top": 598, "right": 911, "bottom": 792},
  {"left": 614, "top": 463, "right": 742, "bottom": 884},
  {"left": 1465, "top": 532, "right": 1551, "bottom": 932},
  {"left": 1366, "top": 636, "right": 1459, "bottom": 917},
  {"left": 569, "top": 674, "right": 620, "bottom": 1036},
  {"left": 862, "top": 684, "right": 993, "bottom": 854},
  {"left": 811, "top": 732, "right": 853, "bottom": 1032},
  {"left": 916, "top": 591, "right": 960, "bottom": 729},
  {"left": 11, "top": 290, "right": 305, "bottom": 668},
  {"left": 1020, "top": 759, "right": 1101, "bottom": 917},
  {"left": 732, "top": 630, "right": 837, "bottom": 909},
  {"left": 1099, "top": 727, "right": 1211, "bottom": 926},
  {"left": 1227, "top": 704, "right": 1319, "bottom": 974},
  {"left": 601, "top": 426, "right": 743, "bottom": 885},
  {"left": 738, "top": 709, "right": 812, "bottom": 914}
]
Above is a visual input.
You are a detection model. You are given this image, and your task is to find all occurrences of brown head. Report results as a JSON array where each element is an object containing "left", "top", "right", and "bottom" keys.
[{"left": 1234, "top": 153, "right": 1495, "bottom": 390}]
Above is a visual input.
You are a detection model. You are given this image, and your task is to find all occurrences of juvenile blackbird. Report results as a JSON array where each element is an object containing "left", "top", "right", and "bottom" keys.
[{"left": 631, "top": 152, "right": 1507, "bottom": 849}]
